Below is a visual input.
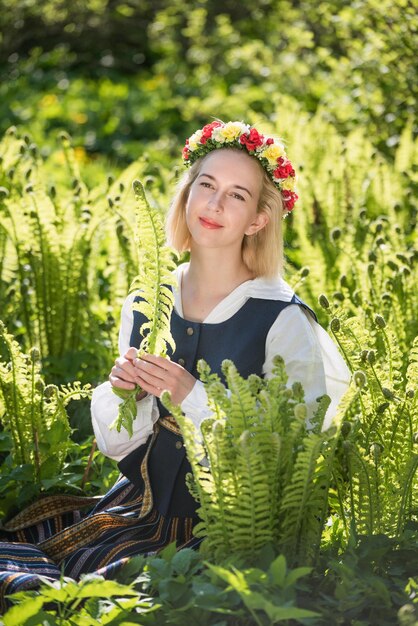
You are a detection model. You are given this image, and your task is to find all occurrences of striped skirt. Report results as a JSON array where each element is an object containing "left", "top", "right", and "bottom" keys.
[{"left": 0, "top": 474, "right": 199, "bottom": 613}]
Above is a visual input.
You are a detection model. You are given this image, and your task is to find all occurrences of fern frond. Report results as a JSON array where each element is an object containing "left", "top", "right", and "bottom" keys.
[
  {"left": 0, "top": 322, "right": 75, "bottom": 483},
  {"left": 279, "top": 432, "right": 332, "bottom": 565},
  {"left": 111, "top": 180, "right": 178, "bottom": 435},
  {"left": 406, "top": 336, "right": 418, "bottom": 390}
]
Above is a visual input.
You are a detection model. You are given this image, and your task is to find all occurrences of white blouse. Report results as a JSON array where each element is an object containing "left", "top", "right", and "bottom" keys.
[{"left": 91, "top": 265, "right": 351, "bottom": 461}]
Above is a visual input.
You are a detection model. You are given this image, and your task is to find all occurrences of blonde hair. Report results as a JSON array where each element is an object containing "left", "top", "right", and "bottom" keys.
[{"left": 166, "top": 149, "right": 284, "bottom": 278}]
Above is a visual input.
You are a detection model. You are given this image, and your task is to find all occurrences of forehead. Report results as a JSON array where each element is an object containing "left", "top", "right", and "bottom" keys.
[{"left": 199, "top": 149, "right": 263, "bottom": 188}]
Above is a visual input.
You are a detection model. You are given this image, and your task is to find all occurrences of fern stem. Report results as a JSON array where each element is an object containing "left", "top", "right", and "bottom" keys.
[
  {"left": 81, "top": 438, "right": 97, "bottom": 490},
  {"left": 388, "top": 400, "right": 407, "bottom": 456},
  {"left": 396, "top": 455, "right": 418, "bottom": 536},
  {"left": 345, "top": 446, "right": 358, "bottom": 537},
  {"left": 7, "top": 334, "right": 26, "bottom": 464},
  {"left": 352, "top": 447, "right": 375, "bottom": 534},
  {"left": 204, "top": 423, "right": 233, "bottom": 555},
  {"left": 380, "top": 327, "right": 393, "bottom": 382},
  {"left": 144, "top": 209, "right": 163, "bottom": 354},
  {"left": 30, "top": 356, "right": 41, "bottom": 484},
  {"left": 3, "top": 208, "right": 34, "bottom": 345},
  {"left": 31, "top": 206, "right": 53, "bottom": 356},
  {"left": 333, "top": 469, "right": 350, "bottom": 540}
]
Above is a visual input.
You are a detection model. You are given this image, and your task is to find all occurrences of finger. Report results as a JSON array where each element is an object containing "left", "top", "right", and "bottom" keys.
[
  {"left": 135, "top": 362, "right": 169, "bottom": 388},
  {"left": 109, "top": 373, "right": 136, "bottom": 390},
  {"left": 134, "top": 358, "right": 169, "bottom": 382},
  {"left": 113, "top": 358, "right": 139, "bottom": 382},
  {"left": 140, "top": 353, "right": 171, "bottom": 367},
  {"left": 138, "top": 355, "right": 182, "bottom": 379},
  {"left": 134, "top": 373, "right": 165, "bottom": 398},
  {"left": 123, "top": 347, "right": 138, "bottom": 361}
]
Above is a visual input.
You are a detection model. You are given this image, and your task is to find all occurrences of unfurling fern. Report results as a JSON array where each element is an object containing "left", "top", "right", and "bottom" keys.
[
  {"left": 0, "top": 320, "right": 91, "bottom": 483},
  {"left": 162, "top": 357, "right": 337, "bottom": 565},
  {"left": 111, "top": 180, "right": 177, "bottom": 436}
]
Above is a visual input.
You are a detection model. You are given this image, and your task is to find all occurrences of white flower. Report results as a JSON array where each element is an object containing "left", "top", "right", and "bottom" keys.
[{"left": 188, "top": 130, "right": 203, "bottom": 151}]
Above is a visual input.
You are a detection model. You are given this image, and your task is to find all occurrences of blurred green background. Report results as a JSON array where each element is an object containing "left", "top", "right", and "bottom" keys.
[{"left": 1, "top": 0, "right": 416, "bottom": 166}]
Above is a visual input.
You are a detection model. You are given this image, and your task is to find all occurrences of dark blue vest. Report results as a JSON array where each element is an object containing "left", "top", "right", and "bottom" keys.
[{"left": 118, "top": 293, "right": 316, "bottom": 517}]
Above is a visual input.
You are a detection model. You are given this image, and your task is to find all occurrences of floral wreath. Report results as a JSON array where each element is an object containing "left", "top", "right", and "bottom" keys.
[{"left": 182, "top": 120, "right": 298, "bottom": 213}]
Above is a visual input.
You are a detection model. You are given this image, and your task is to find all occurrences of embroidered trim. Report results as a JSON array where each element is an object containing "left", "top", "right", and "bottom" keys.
[
  {"left": 2, "top": 495, "right": 102, "bottom": 532},
  {"left": 138, "top": 423, "right": 160, "bottom": 518},
  {"left": 159, "top": 414, "right": 182, "bottom": 436}
]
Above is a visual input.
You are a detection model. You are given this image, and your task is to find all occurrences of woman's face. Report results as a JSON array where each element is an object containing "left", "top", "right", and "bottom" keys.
[{"left": 185, "top": 149, "right": 268, "bottom": 252}]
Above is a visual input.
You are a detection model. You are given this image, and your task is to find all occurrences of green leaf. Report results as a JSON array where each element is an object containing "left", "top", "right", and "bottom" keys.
[
  {"left": 3, "top": 596, "right": 46, "bottom": 626},
  {"left": 171, "top": 548, "right": 199, "bottom": 575},
  {"left": 284, "top": 566, "right": 312, "bottom": 588},
  {"left": 75, "top": 578, "right": 139, "bottom": 599},
  {"left": 268, "top": 554, "right": 287, "bottom": 587}
]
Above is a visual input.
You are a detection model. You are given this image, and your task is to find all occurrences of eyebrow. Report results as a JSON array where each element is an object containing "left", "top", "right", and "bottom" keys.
[{"left": 198, "top": 173, "right": 253, "bottom": 198}]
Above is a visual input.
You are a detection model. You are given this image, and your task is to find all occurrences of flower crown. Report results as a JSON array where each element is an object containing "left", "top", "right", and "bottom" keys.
[{"left": 182, "top": 120, "right": 298, "bottom": 213}]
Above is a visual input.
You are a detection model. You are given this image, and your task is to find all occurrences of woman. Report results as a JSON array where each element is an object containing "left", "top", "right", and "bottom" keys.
[{"left": 0, "top": 120, "right": 350, "bottom": 608}]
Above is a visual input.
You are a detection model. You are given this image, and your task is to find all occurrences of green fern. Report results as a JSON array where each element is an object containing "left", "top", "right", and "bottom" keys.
[
  {"left": 0, "top": 321, "right": 91, "bottom": 484},
  {"left": 162, "top": 359, "right": 337, "bottom": 565},
  {"left": 111, "top": 180, "right": 177, "bottom": 436}
]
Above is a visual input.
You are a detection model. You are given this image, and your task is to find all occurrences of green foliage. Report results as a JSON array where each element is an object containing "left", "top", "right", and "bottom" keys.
[
  {"left": 0, "top": 127, "right": 137, "bottom": 384},
  {"left": 311, "top": 529, "right": 418, "bottom": 626},
  {"left": 163, "top": 357, "right": 336, "bottom": 566},
  {"left": 313, "top": 262, "right": 418, "bottom": 541},
  {"left": 2, "top": 573, "right": 156, "bottom": 626},
  {"left": 0, "top": 320, "right": 93, "bottom": 516},
  {"left": 111, "top": 179, "right": 178, "bottom": 436},
  {"left": 0, "top": 1, "right": 416, "bottom": 157},
  {"left": 7, "top": 538, "right": 416, "bottom": 625},
  {"left": 0, "top": 2, "right": 415, "bottom": 619},
  {"left": 207, "top": 557, "right": 318, "bottom": 625}
]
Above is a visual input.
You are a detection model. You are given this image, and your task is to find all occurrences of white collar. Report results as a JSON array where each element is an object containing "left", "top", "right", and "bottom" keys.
[{"left": 173, "top": 263, "right": 294, "bottom": 323}]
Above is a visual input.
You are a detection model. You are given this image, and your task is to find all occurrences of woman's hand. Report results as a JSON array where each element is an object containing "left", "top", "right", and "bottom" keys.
[
  {"left": 133, "top": 353, "right": 197, "bottom": 405},
  {"left": 109, "top": 347, "right": 147, "bottom": 400}
]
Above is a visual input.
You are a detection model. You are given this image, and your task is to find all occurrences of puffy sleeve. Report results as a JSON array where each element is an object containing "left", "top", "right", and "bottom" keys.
[
  {"left": 90, "top": 293, "right": 160, "bottom": 462},
  {"left": 264, "top": 305, "right": 350, "bottom": 430}
]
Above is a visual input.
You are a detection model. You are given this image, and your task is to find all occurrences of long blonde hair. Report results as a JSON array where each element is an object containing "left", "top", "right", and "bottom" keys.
[{"left": 166, "top": 149, "right": 284, "bottom": 278}]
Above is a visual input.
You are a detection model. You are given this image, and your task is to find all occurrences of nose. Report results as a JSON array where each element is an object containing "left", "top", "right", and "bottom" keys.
[{"left": 207, "top": 190, "right": 223, "bottom": 212}]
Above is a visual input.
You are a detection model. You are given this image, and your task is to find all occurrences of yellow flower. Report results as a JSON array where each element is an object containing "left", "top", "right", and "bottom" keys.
[
  {"left": 213, "top": 122, "right": 248, "bottom": 143},
  {"left": 260, "top": 143, "right": 286, "bottom": 164},
  {"left": 281, "top": 177, "right": 296, "bottom": 191}
]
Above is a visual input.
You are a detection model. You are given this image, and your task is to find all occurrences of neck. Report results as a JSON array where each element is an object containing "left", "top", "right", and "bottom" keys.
[{"left": 186, "top": 247, "right": 253, "bottom": 295}]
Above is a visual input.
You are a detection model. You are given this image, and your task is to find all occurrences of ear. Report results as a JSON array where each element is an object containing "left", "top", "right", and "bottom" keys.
[{"left": 245, "top": 212, "right": 269, "bottom": 236}]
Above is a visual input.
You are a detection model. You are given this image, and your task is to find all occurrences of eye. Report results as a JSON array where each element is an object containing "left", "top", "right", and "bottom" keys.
[
  {"left": 231, "top": 192, "right": 245, "bottom": 201},
  {"left": 199, "top": 181, "right": 213, "bottom": 189}
]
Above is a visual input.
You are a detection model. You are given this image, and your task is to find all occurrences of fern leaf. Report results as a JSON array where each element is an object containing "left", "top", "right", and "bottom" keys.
[{"left": 111, "top": 180, "right": 178, "bottom": 435}]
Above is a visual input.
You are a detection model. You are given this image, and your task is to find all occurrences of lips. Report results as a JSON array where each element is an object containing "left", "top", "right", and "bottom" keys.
[{"left": 199, "top": 216, "right": 223, "bottom": 229}]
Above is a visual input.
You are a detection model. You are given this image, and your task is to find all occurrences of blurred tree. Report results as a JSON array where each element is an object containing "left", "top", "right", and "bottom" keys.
[{"left": 0, "top": 0, "right": 416, "bottom": 156}]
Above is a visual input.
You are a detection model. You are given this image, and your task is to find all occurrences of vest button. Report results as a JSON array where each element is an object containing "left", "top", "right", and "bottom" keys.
[
  {"left": 178, "top": 358, "right": 185, "bottom": 366},
  {"left": 186, "top": 327, "right": 194, "bottom": 336},
  {"left": 175, "top": 440, "right": 183, "bottom": 449}
]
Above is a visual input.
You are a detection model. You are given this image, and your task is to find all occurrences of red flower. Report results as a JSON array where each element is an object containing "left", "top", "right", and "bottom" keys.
[
  {"left": 200, "top": 121, "right": 223, "bottom": 145},
  {"left": 266, "top": 138, "right": 274, "bottom": 145},
  {"left": 182, "top": 146, "right": 190, "bottom": 160},
  {"left": 273, "top": 158, "right": 295, "bottom": 179},
  {"left": 282, "top": 190, "right": 298, "bottom": 211},
  {"left": 239, "top": 128, "right": 264, "bottom": 151}
]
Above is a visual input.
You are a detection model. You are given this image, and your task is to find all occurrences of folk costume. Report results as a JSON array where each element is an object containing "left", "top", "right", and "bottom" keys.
[{"left": 0, "top": 265, "right": 350, "bottom": 610}]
